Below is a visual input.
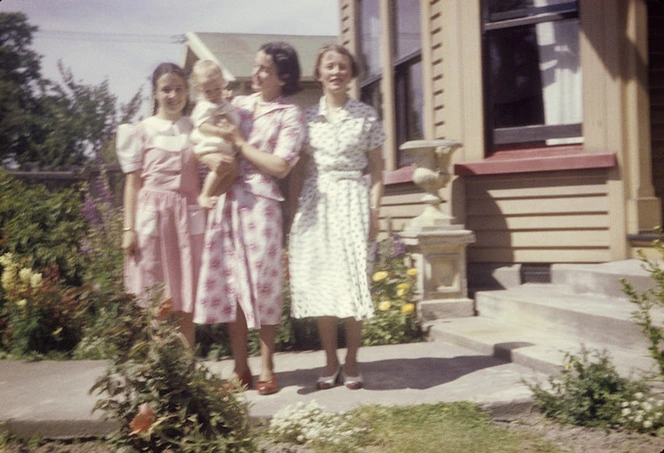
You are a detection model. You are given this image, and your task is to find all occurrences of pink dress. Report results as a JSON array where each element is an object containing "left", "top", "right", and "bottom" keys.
[
  {"left": 115, "top": 116, "right": 205, "bottom": 313},
  {"left": 194, "top": 94, "right": 305, "bottom": 328}
]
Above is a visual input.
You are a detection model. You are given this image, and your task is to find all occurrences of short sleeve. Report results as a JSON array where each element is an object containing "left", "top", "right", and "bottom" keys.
[
  {"left": 366, "top": 112, "right": 386, "bottom": 151},
  {"left": 115, "top": 123, "right": 144, "bottom": 174},
  {"left": 274, "top": 106, "right": 306, "bottom": 166}
]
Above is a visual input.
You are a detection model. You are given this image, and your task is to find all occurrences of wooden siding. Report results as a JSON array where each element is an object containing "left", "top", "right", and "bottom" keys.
[
  {"left": 464, "top": 169, "right": 611, "bottom": 263},
  {"left": 650, "top": 0, "right": 664, "bottom": 222}
]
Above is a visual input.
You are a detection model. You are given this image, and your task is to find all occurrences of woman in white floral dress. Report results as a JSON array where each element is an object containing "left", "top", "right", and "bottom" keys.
[
  {"left": 289, "top": 44, "right": 385, "bottom": 390},
  {"left": 195, "top": 42, "right": 305, "bottom": 396}
]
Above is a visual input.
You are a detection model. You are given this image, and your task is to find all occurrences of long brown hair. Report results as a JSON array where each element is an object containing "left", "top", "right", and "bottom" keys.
[{"left": 151, "top": 62, "right": 190, "bottom": 115}]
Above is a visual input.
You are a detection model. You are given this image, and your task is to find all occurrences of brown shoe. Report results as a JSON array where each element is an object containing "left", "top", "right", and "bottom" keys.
[{"left": 256, "top": 376, "right": 278, "bottom": 395}]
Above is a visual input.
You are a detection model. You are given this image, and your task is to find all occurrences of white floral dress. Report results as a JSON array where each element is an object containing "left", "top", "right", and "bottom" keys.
[{"left": 289, "top": 97, "right": 386, "bottom": 320}]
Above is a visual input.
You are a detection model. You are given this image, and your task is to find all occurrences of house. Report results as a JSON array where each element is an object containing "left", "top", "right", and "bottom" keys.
[
  {"left": 337, "top": 0, "right": 664, "bottom": 287},
  {"left": 182, "top": 32, "right": 337, "bottom": 110}
]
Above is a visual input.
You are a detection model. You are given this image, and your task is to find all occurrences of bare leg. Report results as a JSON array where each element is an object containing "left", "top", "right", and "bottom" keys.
[
  {"left": 258, "top": 324, "right": 276, "bottom": 381},
  {"left": 227, "top": 307, "right": 250, "bottom": 377},
  {"left": 175, "top": 311, "right": 195, "bottom": 349},
  {"left": 317, "top": 316, "right": 340, "bottom": 375},
  {"left": 343, "top": 317, "right": 363, "bottom": 377},
  {"left": 197, "top": 172, "right": 220, "bottom": 209}
]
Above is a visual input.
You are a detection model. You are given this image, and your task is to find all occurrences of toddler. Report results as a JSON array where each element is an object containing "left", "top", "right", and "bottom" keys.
[{"left": 190, "top": 59, "right": 239, "bottom": 208}]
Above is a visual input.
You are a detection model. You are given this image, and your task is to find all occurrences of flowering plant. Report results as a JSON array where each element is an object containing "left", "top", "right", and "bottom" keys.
[
  {"left": 267, "top": 400, "right": 367, "bottom": 450},
  {"left": 0, "top": 253, "right": 91, "bottom": 356},
  {"left": 363, "top": 234, "right": 424, "bottom": 346},
  {"left": 91, "top": 291, "right": 255, "bottom": 452}
]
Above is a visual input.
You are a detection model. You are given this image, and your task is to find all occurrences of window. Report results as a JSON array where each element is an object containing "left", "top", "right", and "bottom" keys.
[
  {"left": 358, "top": 0, "right": 423, "bottom": 167},
  {"left": 483, "top": 0, "right": 582, "bottom": 150}
]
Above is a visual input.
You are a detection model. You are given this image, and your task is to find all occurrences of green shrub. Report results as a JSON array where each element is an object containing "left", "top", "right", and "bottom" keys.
[
  {"left": 525, "top": 346, "right": 648, "bottom": 428},
  {"left": 622, "top": 230, "right": 664, "bottom": 376},
  {"left": 91, "top": 292, "right": 255, "bottom": 453},
  {"left": 0, "top": 169, "right": 87, "bottom": 286}
]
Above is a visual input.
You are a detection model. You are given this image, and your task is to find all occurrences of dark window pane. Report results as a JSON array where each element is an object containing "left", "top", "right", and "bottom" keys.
[
  {"left": 361, "top": 80, "right": 383, "bottom": 119},
  {"left": 359, "top": 0, "right": 382, "bottom": 78},
  {"left": 396, "top": 58, "right": 424, "bottom": 167},
  {"left": 485, "top": 13, "right": 581, "bottom": 146},
  {"left": 487, "top": 24, "right": 545, "bottom": 128},
  {"left": 394, "top": 1, "right": 421, "bottom": 60}
]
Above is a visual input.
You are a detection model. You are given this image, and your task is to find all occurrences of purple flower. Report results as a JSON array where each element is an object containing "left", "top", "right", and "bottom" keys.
[{"left": 392, "top": 234, "right": 407, "bottom": 258}]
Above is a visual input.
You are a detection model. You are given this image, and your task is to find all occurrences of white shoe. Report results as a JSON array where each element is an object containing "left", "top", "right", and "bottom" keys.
[
  {"left": 342, "top": 371, "right": 363, "bottom": 390},
  {"left": 316, "top": 366, "right": 342, "bottom": 390}
]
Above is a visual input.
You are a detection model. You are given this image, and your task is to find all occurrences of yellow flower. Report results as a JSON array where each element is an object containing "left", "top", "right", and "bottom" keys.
[
  {"left": 30, "top": 273, "right": 42, "bottom": 289},
  {"left": 378, "top": 300, "right": 392, "bottom": 311},
  {"left": 372, "top": 271, "right": 389, "bottom": 282},
  {"left": 407, "top": 268, "right": 418, "bottom": 277},
  {"left": 19, "top": 268, "right": 32, "bottom": 284},
  {"left": 396, "top": 282, "right": 411, "bottom": 296},
  {"left": 401, "top": 303, "right": 415, "bottom": 315},
  {"left": 0, "top": 253, "right": 14, "bottom": 267}
]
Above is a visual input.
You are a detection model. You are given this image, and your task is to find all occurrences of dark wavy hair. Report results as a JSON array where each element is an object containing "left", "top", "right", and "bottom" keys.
[
  {"left": 259, "top": 42, "right": 302, "bottom": 96},
  {"left": 151, "top": 62, "right": 189, "bottom": 115},
  {"left": 313, "top": 44, "right": 359, "bottom": 81}
]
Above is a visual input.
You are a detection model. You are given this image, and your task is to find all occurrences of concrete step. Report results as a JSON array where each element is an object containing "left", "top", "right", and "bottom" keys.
[
  {"left": 473, "top": 283, "right": 664, "bottom": 351},
  {"left": 426, "top": 317, "right": 658, "bottom": 377},
  {"left": 551, "top": 260, "right": 656, "bottom": 299}
]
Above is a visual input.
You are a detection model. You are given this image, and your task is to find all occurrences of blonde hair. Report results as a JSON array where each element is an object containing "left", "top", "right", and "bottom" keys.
[{"left": 192, "top": 59, "right": 224, "bottom": 85}]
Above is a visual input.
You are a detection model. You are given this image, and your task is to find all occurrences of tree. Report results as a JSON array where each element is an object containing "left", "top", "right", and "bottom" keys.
[
  {"left": 0, "top": 12, "right": 43, "bottom": 164},
  {"left": 27, "top": 63, "right": 143, "bottom": 167},
  {"left": 0, "top": 12, "right": 143, "bottom": 168}
]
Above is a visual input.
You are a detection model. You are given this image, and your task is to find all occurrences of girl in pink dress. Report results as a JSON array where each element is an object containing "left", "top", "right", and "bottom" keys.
[
  {"left": 116, "top": 63, "right": 211, "bottom": 348},
  {"left": 195, "top": 43, "right": 305, "bottom": 395}
]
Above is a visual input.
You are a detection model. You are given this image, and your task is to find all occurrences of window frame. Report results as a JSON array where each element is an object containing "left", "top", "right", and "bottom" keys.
[{"left": 482, "top": 0, "right": 582, "bottom": 151}]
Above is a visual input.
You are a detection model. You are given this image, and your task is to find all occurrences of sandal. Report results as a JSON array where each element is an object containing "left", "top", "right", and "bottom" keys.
[
  {"left": 256, "top": 376, "right": 278, "bottom": 395},
  {"left": 316, "top": 366, "right": 342, "bottom": 390},
  {"left": 342, "top": 372, "right": 363, "bottom": 390}
]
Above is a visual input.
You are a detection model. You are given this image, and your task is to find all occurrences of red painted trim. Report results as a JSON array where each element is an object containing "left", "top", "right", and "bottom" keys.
[
  {"left": 453, "top": 146, "right": 616, "bottom": 176},
  {"left": 383, "top": 166, "right": 414, "bottom": 185}
]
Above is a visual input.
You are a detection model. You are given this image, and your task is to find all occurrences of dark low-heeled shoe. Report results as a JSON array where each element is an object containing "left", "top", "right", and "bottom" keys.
[{"left": 256, "top": 376, "right": 278, "bottom": 395}]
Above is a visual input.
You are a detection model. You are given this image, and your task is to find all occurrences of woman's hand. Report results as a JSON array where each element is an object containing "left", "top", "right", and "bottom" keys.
[
  {"left": 213, "top": 117, "right": 242, "bottom": 143},
  {"left": 122, "top": 231, "right": 138, "bottom": 256}
]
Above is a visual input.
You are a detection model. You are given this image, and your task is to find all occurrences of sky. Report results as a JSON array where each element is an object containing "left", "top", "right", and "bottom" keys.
[{"left": 0, "top": 0, "right": 340, "bottom": 111}]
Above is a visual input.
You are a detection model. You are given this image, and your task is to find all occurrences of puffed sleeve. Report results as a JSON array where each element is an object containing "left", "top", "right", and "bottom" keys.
[
  {"left": 273, "top": 105, "right": 306, "bottom": 167},
  {"left": 115, "top": 123, "right": 144, "bottom": 174}
]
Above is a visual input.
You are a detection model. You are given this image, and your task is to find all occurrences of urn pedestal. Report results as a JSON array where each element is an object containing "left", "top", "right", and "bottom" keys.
[{"left": 399, "top": 139, "right": 476, "bottom": 320}]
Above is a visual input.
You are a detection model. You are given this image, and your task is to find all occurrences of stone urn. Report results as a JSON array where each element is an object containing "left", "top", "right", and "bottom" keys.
[
  {"left": 399, "top": 139, "right": 462, "bottom": 230},
  {"left": 398, "top": 139, "right": 475, "bottom": 320}
]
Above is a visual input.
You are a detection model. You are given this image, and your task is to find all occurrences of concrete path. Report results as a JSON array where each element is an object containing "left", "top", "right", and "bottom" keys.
[{"left": 0, "top": 340, "right": 545, "bottom": 439}]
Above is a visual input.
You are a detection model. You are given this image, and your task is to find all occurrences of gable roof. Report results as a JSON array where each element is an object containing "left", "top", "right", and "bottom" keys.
[{"left": 184, "top": 32, "right": 337, "bottom": 83}]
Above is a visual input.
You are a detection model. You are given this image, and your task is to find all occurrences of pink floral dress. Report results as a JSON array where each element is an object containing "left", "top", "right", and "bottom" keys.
[
  {"left": 115, "top": 116, "right": 205, "bottom": 313},
  {"left": 194, "top": 94, "right": 305, "bottom": 328}
]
